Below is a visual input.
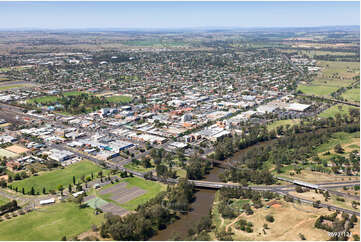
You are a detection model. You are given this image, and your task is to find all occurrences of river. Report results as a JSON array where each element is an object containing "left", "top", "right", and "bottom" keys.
[
  {"left": 151, "top": 140, "right": 276, "bottom": 240},
  {"left": 150, "top": 165, "right": 224, "bottom": 241}
]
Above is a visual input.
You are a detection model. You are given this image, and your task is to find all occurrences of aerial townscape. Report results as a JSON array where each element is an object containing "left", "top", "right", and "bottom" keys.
[{"left": 0, "top": 1, "right": 359, "bottom": 241}]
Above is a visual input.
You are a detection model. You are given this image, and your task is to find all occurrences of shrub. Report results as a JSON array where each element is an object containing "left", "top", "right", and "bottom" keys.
[
  {"left": 245, "top": 226, "right": 253, "bottom": 233},
  {"left": 265, "top": 215, "right": 275, "bottom": 223},
  {"left": 336, "top": 197, "right": 345, "bottom": 202}
]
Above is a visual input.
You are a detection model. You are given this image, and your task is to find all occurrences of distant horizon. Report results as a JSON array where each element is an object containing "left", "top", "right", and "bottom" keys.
[
  {"left": 0, "top": 1, "right": 359, "bottom": 29},
  {"left": 0, "top": 25, "right": 360, "bottom": 32}
]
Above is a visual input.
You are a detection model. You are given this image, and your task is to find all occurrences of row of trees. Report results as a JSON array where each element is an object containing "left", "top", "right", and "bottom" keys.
[{"left": 0, "top": 200, "right": 19, "bottom": 216}]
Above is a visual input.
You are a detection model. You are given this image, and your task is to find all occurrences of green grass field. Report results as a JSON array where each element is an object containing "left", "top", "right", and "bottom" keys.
[
  {"left": 106, "top": 95, "right": 132, "bottom": 104},
  {"left": 123, "top": 162, "right": 153, "bottom": 173},
  {"left": 297, "top": 85, "right": 339, "bottom": 97},
  {"left": 27, "top": 91, "right": 87, "bottom": 105},
  {"left": 318, "top": 104, "right": 353, "bottom": 118},
  {"left": 11, "top": 160, "right": 103, "bottom": 194},
  {"left": 267, "top": 119, "right": 300, "bottom": 131},
  {"left": 0, "top": 195, "right": 10, "bottom": 206},
  {"left": 341, "top": 88, "right": 360, "bottom": 102},
  {"left": 315, "top": 131, "right": 360, "bottom": 153},
  {"left": 0, "top": 202, "right": 104, "bottom": 241}
]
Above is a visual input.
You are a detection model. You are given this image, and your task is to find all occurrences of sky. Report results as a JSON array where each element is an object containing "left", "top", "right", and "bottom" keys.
[{"left": 0, "top": 1, "right": 359, "bottom": 29}]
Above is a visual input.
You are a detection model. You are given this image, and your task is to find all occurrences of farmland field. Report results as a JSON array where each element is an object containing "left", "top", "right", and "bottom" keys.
[
  {"left": 297, "top": 61, "right": 359, "bottom": 97},
  {"left": 11, "top": 160, "right": 103, "bottom": 194},
  {"left": 0, "top": 202, "right": 104, "bottom": 241},
  {"left": 299, "top": 50, "right": 357, "bottom": 57},
  {"left": 341, "top": 88, "right": 360, "bottom": 102}
]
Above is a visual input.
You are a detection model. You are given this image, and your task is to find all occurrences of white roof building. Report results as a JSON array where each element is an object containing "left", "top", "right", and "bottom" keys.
[
  {"left": 40, "top": 198, "right": 55, "bottom": 205},
  {"left": 285, "top": 103, "right": 311, "bottom": 112}
]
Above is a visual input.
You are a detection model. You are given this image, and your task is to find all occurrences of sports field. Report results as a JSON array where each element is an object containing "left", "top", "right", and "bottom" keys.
[
  {"left": 105, "top": 95, "right": 132, "bottom": 104},
  {"left": 119, "top": 177, "right": 165, "bottom": 210},
  {"left": 96, "top": 176, "right": 165, "bottom": 211},
  {"left": 0, "top": 202, "right": 104, "bottom": 241},
  {"left": 0, "top": 148, "right": 18, "bottom": 158},
  {"left": 11, "top": 160, "right": 103, "bottom": 194}
]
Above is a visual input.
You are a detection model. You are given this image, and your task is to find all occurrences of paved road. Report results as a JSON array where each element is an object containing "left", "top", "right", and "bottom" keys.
[{"left": 282, "top": 54, "right": 305, "bottom": 77}]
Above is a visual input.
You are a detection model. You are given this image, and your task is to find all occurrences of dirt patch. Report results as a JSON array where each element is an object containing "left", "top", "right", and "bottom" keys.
[
  {"left": 271, "top": 203, "right": 281, "bottom": 209},
  {"left": 267, "top": 200, "right": 282, "bottom": 208},
  {"left": 230, "top": 201, "right": 336, "bottom": 241},
  {"left": 5, "top": 144, "right": 29, "bottom": 154}
]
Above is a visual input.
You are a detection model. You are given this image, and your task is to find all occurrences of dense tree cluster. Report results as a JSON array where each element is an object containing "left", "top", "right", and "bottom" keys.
[
  {"left": 186, "top": 155, "right": 212, "bottom": 180},
  {"left": 221, "top": 112, "right": 360, "bottom": 185},
  {"left": 314, "top": 212, "right": 357, "bottom": 241},
  {"left": 217, "top": 187, "right": 277, "bottom": 219}
]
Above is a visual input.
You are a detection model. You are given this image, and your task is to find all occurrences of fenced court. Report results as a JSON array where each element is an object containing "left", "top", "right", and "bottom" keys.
[{"left": 99, "top": 182, "right": 146, "bottom": 204}]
